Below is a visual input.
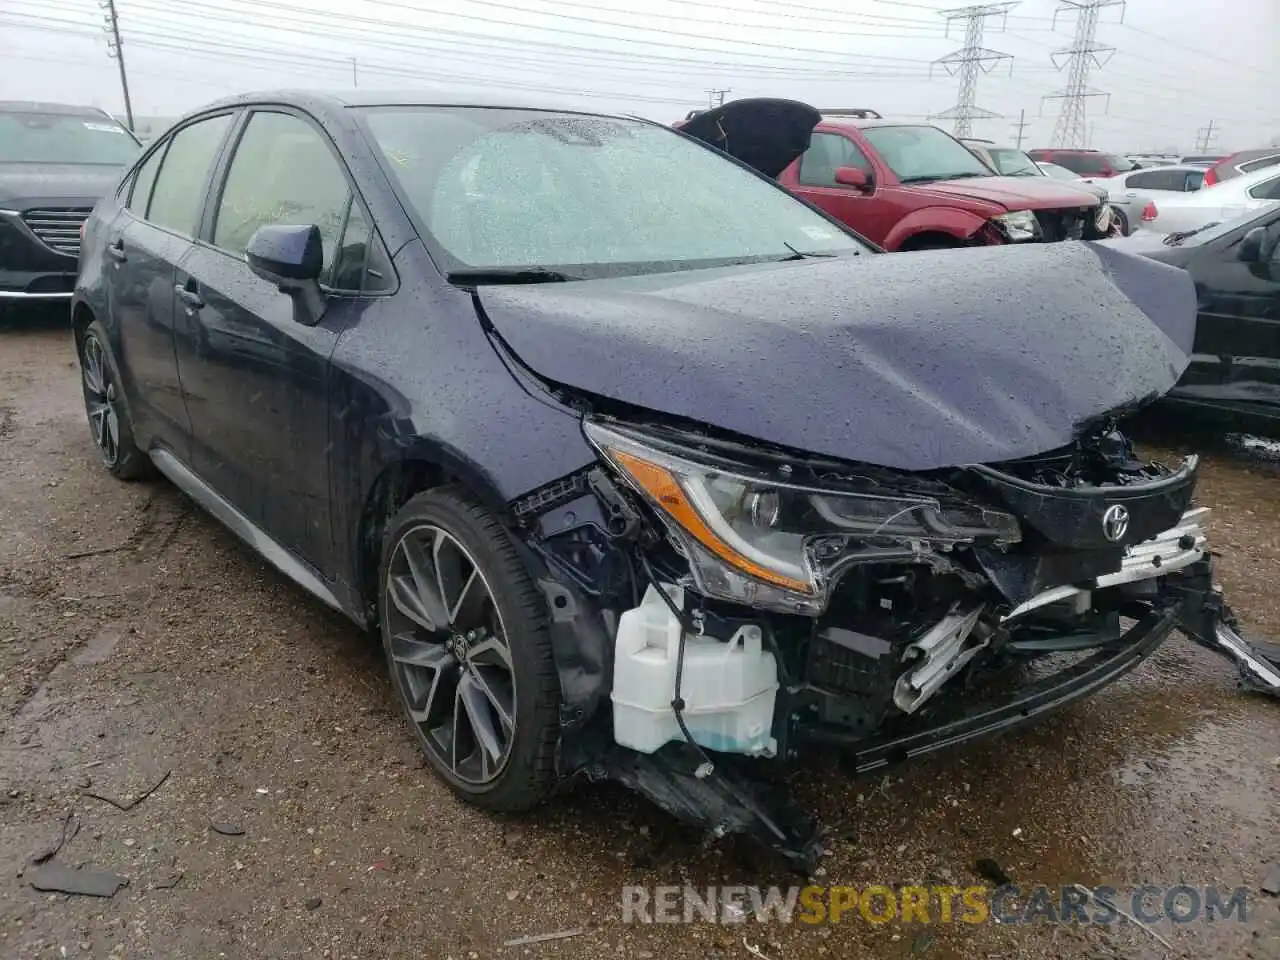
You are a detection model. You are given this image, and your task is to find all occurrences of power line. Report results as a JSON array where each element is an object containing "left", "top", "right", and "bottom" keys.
[
  {"left": 1044, "top": 0, "right": 1124, "bottom": 148},
  {"left": 100, "top": 0, "right": 134, "bottom": 130},
  {"left": 929, "top": 3, "right": 1018, "bottom": 138}
]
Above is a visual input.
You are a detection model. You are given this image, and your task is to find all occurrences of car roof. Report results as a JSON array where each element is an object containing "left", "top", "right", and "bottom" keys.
[
  {"left": 195, "top": 89, "right": 632, "bottom": 121},
  {"left": 817, "top": 116, "right": 931, "bottom": 131},
  {"left": 0, "top": 100, "right": 114, "bottom": 118}
]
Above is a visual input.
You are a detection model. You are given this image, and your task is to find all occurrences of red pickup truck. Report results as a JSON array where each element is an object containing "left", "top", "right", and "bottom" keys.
[{"left": 677, "top": 99, "right": 1114, "bottom": 250}]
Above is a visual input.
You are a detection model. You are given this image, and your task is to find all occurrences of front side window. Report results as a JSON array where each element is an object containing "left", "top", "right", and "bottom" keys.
[
  {"left": 0, "top": 111, "right": 140, "bottom": 165},
  {"left": 147, "top": 113, "right": 233, "bottom": 235},
  {"left": 361, "top": 107, "right": 868, "bottom": 277},
  {"left": 213, "top": 111, "right": 350, "bottom": 272},
  {"left": 798, "top": 132, "right": 873, "bottom": 186},
  {"left": 127, "top": 144, "right": 166, "bottom": 216},
  {"left": 859, "top": 125, "right": 991, "bottom": 183}
]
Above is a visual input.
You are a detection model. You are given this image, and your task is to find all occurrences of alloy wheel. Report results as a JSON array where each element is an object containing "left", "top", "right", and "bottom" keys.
[
  {"left": 385, "top": 524, "right": 517, "bottom": 786},
  {"left": 81, "top": 334, "right": 121, "bottom": 467}
]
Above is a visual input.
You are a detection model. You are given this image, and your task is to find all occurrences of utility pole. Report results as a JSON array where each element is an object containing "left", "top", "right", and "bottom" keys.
[
  {"left": 705, "top": 88, "right": 730, "bottom": 109},
  {"left": 928, "top": 3, "right": 1018, "bottom": 139},
  {"left": 351, "top": 57, "right": 358, "bottom": 88},
  {"left": 1044, "top": 0, "right": 1124, "bottom": 149},
  {"left": 101, "top": 0, "right": 135, "bottom": 132},
  {"left": 1011, "top": 108, "right": 1031, "bottom": 148},
  {"left": 1195, "top": 119, "right": 1218, "bottom": 153}
]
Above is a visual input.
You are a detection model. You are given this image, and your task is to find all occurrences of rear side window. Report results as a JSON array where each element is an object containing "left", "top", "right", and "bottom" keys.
[
  {"left": 1184, "top": 169, "right": 1205, "bottom": 191},
  {"left": 1062, "top": 154, "right": 1109, "bottom": 174},
  {"left": 127, "top": 144, "right": 166, "bottom": 216},
  {"left": 1126, "top": 169, "right": 1183, "bottom": 191},
  {"left": 798, "top": 132, "right": 873, "bottom": 187},
  {"left": 1247, "top": 174, "right": 1280, "bottom": 201},
  {"left": 1240, "top": 154, "right": 1280, "bottom": 174},
  {"left": 213, "top": 110, "right": 350, "bottom": 272},
  {"left": 146, "top": 114, "right": 233, "bottom": 235}
]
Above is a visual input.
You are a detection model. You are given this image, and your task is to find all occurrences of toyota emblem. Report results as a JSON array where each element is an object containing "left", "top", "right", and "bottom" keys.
[{"left": 1102, "top": 504, "right": 1130, "bottom": 542}]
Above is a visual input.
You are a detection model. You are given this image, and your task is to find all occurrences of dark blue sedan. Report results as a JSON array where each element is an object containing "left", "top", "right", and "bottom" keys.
[{"left": 72, "top": 90, "right": 1277, "bottom": 868}]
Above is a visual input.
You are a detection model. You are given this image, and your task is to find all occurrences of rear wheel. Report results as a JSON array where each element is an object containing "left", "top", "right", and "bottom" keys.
[
  {"left": 78, "top": 321, "right": 153, "bottom": 480},
  {"left": 379, "top": 487, "right": 560, "bottom": 811}
]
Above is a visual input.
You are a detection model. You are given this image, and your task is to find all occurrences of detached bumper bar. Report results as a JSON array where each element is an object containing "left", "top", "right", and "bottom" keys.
[{"left": 806, "top": 605, "right": 1179, "bottom": 770}]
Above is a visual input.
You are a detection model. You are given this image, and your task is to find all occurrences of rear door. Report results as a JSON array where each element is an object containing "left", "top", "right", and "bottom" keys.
[
  {"left": 781, "top": 131, "right": 889, "bottom": 243},
  {"left": 172, "top": 107, "right": 394, "bottom": 570},
  {"left": 105, "top": 112, "right": 235, "bottom": 456},
  {"left": 1182, "top": 207, "right": 1280, "bottom": 408}
]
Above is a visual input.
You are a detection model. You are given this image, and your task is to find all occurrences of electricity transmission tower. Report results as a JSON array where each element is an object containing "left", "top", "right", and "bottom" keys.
[
  {"left": 929, "top": 3, "right": 1018, "bottom": 138},
  {"left": 1195, "top": 119, "right": 1218, "bottom": 153},
  {"left": 1011, "top": 108, "right": 1032, "bottom": 148},
  {"left": 100, "top": 0, "right": 134, "bottom": 131},
  {"left": 705, "top": 88, "right": 731, "bottom": 109},
  {"left": 1044, "top": 0, "right": 1124, "bottom": 149}
]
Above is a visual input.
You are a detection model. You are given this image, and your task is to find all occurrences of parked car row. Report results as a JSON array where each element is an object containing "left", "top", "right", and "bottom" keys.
[
  {"left": 54, "top": 90, "right": 1278, "bottom": 870},
  {"left": 675, "top": 99, "right": 1118, "bottom": 250}
]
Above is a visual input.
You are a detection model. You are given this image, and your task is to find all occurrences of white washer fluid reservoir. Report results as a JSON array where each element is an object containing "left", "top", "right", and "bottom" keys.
[{"left": 611, "top": 584, "right": 778, "bottom": 757}]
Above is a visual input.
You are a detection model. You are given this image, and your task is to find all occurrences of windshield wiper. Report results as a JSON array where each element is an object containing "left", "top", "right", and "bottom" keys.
[
  {"left": 1163, "top": 223, "right": 1218, "bottom": 246},
  {"left": 446, "top": 268, "right": 578, "bottom": 285},
  {"left": 777, "top": 242, "right": 840, "bottom": 261}
]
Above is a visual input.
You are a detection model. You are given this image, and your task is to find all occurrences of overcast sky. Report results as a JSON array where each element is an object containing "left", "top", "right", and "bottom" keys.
[{"left": 1, "top": 0, "right": 1275, "bottom": 152}]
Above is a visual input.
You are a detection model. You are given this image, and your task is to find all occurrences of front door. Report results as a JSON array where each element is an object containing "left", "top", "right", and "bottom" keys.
[
  {"left": 782, "top": 131, "right": 888, "bottom": 244},
  {"left": 1184, "top": 207, "right": 1280, "bottom": 405},
  {"left": 172, "top": 108, "right": 362, "bottom": 570}
]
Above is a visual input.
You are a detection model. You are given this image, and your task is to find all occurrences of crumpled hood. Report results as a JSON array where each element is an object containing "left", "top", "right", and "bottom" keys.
[
  {"left": 0, "top": 163, "right": 122, "bottom": 206},
  {"left": 919, "top": 175, "right": 1102, "bottom": 211},
  {"left": 478, "top": 242, "right": 1196, "bottom": 470}
]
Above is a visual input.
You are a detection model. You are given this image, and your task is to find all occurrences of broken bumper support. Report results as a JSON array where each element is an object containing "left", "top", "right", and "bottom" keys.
[{"left": 1171, "top": 558, "right": 1280, "bottom": 697}]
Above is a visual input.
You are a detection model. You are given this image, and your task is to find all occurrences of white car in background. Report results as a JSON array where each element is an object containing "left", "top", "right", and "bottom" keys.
[
  {"left": 1147, "top": 164, "right": 1280, "bottom": 235},
  {"left": 1037, "top": 161, "right": 1156, "bottom": 235}
]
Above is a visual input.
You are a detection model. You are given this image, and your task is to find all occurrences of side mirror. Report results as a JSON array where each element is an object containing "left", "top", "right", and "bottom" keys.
[
  {"left": 246, "top": 224, "right": 326, "bottom": 326},
  {"left": 834, "top": 166, "right": 870, "bottom": 190},
  {"left": 1237, "top": 226, "right": 1266, "bottom": 262}
]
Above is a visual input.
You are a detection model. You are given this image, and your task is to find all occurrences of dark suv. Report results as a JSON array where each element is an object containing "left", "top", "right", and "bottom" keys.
[
  {"left": 72, "top": 91, "right": 1278, "bottom": 866},
  {"left": 0, "top": 101, "right": 140, "bottom": 306},
  {"left": 1027, "top": 148, "right": 1137, "bottom": 178}
]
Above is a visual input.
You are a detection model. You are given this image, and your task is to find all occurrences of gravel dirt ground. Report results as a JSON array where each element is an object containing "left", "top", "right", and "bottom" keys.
[{"left": 1, "top": 314, "right": 1277, "bottom": 960}]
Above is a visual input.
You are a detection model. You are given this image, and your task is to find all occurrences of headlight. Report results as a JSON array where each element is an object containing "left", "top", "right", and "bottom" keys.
[
  {"left": 584, "top": 421, "right": 1019, "bottom": 614},
  {"left": 991, "top": 209, "right": 1040, "bottom": 242}
]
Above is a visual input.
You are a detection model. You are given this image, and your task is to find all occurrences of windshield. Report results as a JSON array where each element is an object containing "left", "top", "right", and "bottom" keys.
[
  {"left": 1038, "top": 162, "right": 1079, "bottom": 181},
  {"left": 360, "top": 107, "right": 868, "bottom": 278},
  {"left": 1168, "top": 206, "right": 1277, "bottom": 246},
  {"left": 861, "top": 125, "right": 991, "bottom": 182},
  {"left": 986, "top": 147, "right": 1041, "bottom": 177},
  {"left": 0, "top": 112, "right": 139, "bottom": 165},
  {"left": 1103, "top": 154, "right": 1137, "bottom": 172}
]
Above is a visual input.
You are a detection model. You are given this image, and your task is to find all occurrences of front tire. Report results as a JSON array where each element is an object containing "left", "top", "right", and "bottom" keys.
[
  {"left": 78, "top": 321, "right": 154, "bottom": 480},
  {"left": 379, "top": 487, "right": 561, "bottom": 811}
]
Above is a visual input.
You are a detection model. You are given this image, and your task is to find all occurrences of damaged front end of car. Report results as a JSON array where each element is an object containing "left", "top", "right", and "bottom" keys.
[{"left": 509, "top": 413, "right": 1280, "bottom": 873}]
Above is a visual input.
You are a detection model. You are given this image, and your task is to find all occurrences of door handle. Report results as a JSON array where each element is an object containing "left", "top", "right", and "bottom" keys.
[
  {"left": 108, "top": 239, "right": 127, "bottom": 262},
  {"left": 175, "top": 283, "right": 204, "bottom": 310}
]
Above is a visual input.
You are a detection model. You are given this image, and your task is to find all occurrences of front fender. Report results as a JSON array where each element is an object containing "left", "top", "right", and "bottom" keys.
[{"left": 883, "top": 207, "right": 993, "bottom": 251}]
